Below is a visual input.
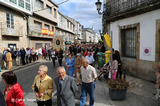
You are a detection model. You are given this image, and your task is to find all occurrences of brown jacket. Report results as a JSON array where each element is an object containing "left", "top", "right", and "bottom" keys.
[
  {"left": 5, "top": 52, "right": 12, "bottom": 62},
  {"left": 76, "top": 58, "right": 82, "bottom": 72}
]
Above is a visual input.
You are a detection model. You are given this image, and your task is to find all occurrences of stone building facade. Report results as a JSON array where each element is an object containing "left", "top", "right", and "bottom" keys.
[
  {"left": 28, "top": 0, "right": 58, "bottom": 49},
  {"left": 0, "top": 0, "right": 32, "bottom": 66},
  {"left": 56, "top": 12, "right": 76, "bottom": 45}
]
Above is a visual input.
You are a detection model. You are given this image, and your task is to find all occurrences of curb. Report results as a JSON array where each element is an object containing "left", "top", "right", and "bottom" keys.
[{"left": 10, "top": 61, "right": 40, "bottom": 71}]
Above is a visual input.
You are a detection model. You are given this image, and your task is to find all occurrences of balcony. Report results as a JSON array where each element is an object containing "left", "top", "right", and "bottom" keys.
[
  {"left": 29, "top": 26, "right": 53, "bottom": 39},
  {"left": 0, "top": 22, "right": 23, "bottom": 37},
  {"left": 104, "top": 0, "right": 160, "bottom": 21}
]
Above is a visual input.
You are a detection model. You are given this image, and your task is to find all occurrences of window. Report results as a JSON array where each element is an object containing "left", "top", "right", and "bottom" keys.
[
  {"left": 10, "top": 0, "right": 17, "bottom": 4},
  {"left": 34, "top": 21, "right": 42, "bottom": 30},
  {"left": 25, "top": 0, "right": 30, "bottom": 10},
  {"left": 6, "top": 13, "right": 14, "bottom": 29},
  {"left": 52, "top": 26, "right": 54, "bottom": 31},
  {"left": 26, "top": 0, "right": 30, "bottom": 3},
  {"left": 18, "top": 0, "right": 24, "bottom": 8},
  {"left": 70, "top": 23, "right": 72, "bottom": 30},
  {"left": 67, "top": 21, "right": 69, "bottom": 28},
  {"left": 45, "top": 24, "right": 49, "bottom": 30},
  {"left": 73, "top": 25, "right": 75, "bottom": 32},
  {"left": 36, "top": 0, "right": 43, "bottom": 9},
  {"left": 25, "top": 2, "right": 30, "bottom": 10},
  {"left": 121, "top": 28, "right": 137, "bottom": 58},
  {"left": 47, "top": 5, "right": 52, "bottom": 14},
  {"left": 54, "top": 8, "right": 57, "bottom": 18}
]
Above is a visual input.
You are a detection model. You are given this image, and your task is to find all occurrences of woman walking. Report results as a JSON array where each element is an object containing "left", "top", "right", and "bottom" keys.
[
  {"left": 2, "top": 71, "right": 25, "bottom": 106},
  {"left": 65, "top": 53, "right": 75, "bottom": 77},
  {"left": 32, "top": 65, "right": 54, "bottom": 106}
]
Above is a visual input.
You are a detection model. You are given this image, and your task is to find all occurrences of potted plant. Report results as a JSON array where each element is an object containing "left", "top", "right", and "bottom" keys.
[{"left": 107, "top": 78, "right": 129, "bottom": 100}]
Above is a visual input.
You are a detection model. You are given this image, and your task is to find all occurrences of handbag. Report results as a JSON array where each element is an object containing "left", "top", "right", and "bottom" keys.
[{"left": 34, "top": 84, "right": 39, "bottom": 93}]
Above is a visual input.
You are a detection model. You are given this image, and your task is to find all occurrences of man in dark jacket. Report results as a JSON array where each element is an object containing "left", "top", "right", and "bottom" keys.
[
  {"left": 100, "top": 44, "right": 106, "bottom": 53},
  {"left": 20, "top": 48, "right": 26, "bottom": 65},
  {"left": 48, "top": 46, "right": 52, "bottom": 60}
]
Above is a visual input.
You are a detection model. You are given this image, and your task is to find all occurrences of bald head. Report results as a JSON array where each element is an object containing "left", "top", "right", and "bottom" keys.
[{"left": 82, "top": 58, "right": 89, "bottom": 68}]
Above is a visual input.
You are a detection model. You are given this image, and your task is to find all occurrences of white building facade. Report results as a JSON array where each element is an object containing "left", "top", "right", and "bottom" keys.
[
  {"left": 56, "top": 12, "right": 76, "bottom": 45},
  {"left": 103, "top": 0, "right": 160, "bottom": 81}
]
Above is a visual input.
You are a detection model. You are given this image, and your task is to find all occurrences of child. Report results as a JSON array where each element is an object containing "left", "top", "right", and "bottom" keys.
[
  {"left": 155, "top": 63, "right": 160, "bottom": 101},
  {"left": 98, "top": 63, "right": 109, "bottom": 81}
]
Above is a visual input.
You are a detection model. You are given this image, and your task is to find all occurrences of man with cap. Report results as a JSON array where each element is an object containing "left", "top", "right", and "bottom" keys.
[
  {"left": 85, "top": 52, "right": 95, "bottom": 66},
  {"left": 75, "top": 53, "right": 82, "bottom": 85}
]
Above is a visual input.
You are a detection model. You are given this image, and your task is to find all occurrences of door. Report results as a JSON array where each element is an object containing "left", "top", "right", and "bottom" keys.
[
  {"left": 45, "top": 43, "right": 50, "bottom": 48},
  {"left": 8, "top": 44, "right": 16, "bottom": 58},
  {"left": 36, "top": 43, "right": 42, "bottom": 49}
]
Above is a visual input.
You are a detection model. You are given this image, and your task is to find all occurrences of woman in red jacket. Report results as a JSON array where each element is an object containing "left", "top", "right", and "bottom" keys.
[{"left": 1, "top": 71, "right": 25, "bottom": 106}]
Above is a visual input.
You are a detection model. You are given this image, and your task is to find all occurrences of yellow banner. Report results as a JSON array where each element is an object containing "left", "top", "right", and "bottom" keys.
[{"left": 104, "top": 34, "right": 111, "bottom": 48}]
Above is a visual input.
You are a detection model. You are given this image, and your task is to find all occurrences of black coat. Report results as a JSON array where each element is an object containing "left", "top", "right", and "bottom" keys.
[
  {"left": 20, "top": 49, "right": 26, "bottom": 58},
  {"left": 0, "top": 90, "right": 5, "bottom": 106}
]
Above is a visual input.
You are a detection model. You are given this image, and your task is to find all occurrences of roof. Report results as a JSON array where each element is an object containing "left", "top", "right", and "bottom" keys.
[{"left": 48, "top": 0, "right": 58, "bottom": 7}]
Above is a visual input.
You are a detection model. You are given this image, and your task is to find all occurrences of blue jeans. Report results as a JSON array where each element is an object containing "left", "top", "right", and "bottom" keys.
[
  {"left": 68, "top": 70, "right": 74, "bottom": 77},
  {"left": 79, "top": 82, "right": 95, "bottom": 106}
]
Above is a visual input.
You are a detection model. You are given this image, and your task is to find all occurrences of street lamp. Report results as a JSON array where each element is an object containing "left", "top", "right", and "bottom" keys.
[
  {"left": 99, "top": 29, "right": 103, "bottom": 40},
  {"left": 95, "top": 0, "right": 102, "bottom": 15},
  {"left": 96, "top": 0, "right": 113, "bottom": 79}
]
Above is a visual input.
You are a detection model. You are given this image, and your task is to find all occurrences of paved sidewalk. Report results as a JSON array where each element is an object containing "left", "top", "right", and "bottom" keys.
[
  {"left": 0, "top": 59, "right": 159, "bottom": 106},
  {"left": 0, "top": 59, "right": 48, "bottom": 76}
]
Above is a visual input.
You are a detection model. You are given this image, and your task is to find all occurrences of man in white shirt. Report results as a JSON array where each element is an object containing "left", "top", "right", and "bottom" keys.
[
  {"left": 79, "top": 58, "right": 97, "bottom": 106},
  {"left": 85, "top": 52, "right": 95, "bottom": 66}
]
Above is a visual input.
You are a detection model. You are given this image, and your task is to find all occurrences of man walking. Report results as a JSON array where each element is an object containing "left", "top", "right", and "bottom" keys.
[
  {"left": 14, "top": 48, "right": 21, "bottom": 66},
  {"left": 48, "top": 46, "right": 52, "bottom": 61},
  {"left": 54, "top": 67, "right": 78, "bottom": 106},
  {"left": 85, "top": 52, "right": 95, "bottom": 66},
  {"left": 76, "top": 53, "right": 82, "bottom": 85},
  {"left": 20, "top": 48, "right": 26, "bottom": 65},
  {"left": 79, "top": 58, "right": 97, "bottom": 106}
]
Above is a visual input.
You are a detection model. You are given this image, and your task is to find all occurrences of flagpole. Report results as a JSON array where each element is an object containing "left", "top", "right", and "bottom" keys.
[{"left": 110, "top": 31, "right": 113, "bottom": 79}]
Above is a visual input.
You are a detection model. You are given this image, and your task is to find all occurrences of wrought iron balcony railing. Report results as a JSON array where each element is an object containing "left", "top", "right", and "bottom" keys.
[
  {"left": 0, "top": 22, "right": 23, "bottom": 36},
  {"left": 104, "top": 0, "right": 160, "bottom": 21}
]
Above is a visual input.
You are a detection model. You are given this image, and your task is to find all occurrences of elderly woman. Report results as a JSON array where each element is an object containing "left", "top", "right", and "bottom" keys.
[
  {"left": 32, "top": 65, "right": 54, "bottom": 106},
  {"left": 65, "top": 53, "right": 75, "bottom": 77},
  {"left": 2, "top": 71, "right": 25, "bottom": 106}
]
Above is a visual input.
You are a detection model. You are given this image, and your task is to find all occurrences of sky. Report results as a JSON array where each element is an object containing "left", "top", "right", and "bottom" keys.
[{"left": 52, "top": 0, "right": 102, "bottom": 33}]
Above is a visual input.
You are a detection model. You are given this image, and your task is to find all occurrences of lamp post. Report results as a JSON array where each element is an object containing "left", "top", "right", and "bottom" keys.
[
  {"left": 96, "top": 0, "right": 113, "bottom": 79},
  {"left": 99, "top": 29, "right": 103, "bottom": 40},
  {"left": 95, "top": 0, "right": 102, "bottom": 15}
]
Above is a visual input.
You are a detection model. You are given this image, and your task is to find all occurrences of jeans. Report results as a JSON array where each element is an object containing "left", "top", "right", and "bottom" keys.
[
  {"left": 68, "top": 70, "right": 74, "bottom": 77},
  {"left": 80, "top": 82, "right": 95, "bottom": 106}
]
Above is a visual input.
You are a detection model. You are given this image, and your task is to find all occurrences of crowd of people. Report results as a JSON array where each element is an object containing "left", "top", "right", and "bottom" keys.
[
  {"left": 1, "top": 43, "right": 128, "bottom": 106},
  {"left": 1, "top": 43, "right": 160, "bottom": 106},
  {"left": 1, "top": 46, "right": 65, "bottom": 70}
]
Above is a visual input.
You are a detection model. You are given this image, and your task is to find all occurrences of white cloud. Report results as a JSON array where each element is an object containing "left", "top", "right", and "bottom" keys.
[{"left": 52, "top": 0, "right": 102, "bottom": 33}]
